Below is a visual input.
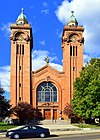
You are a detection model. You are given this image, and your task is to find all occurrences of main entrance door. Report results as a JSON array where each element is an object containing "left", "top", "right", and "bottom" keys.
[{"left": 44, "top": 109, "right": 51, "bottom": 119}]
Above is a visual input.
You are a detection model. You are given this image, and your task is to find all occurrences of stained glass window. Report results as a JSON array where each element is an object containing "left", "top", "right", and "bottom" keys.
[{"left": 37, "top": 82, "right": 57, "bottom": 102}]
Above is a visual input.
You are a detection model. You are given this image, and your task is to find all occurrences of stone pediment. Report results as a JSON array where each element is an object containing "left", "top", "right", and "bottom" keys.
[{"left": 32, "top": 64, "right": 63, "bottom": 77}]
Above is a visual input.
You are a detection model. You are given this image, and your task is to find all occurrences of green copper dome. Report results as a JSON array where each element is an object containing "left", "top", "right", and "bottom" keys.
[
  {"left": 67, "top": 11, "right": 78, "bottom": 26},
  {"left": 16, "top": 8, "right": 28, "bottom": 25}
]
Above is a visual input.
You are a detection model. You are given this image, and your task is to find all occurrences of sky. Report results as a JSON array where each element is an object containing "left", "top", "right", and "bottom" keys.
[{"left": 0, "top": 0, "right": 100, "bottom": 100}]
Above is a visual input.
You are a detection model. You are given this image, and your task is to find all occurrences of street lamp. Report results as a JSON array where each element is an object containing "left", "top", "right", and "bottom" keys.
[{"left": 59, "top": 110, "right": 62, "bottom": 120}]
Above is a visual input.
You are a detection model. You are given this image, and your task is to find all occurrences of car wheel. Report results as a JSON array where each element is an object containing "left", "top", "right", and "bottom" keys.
[
  {"left": 8, "top": 136, "right": 12, "bottom": 139},
  {"left": 40, "top": 133, "right": 45, "bottom": 138},
  {"left": 13, "top": 134, "right": 20, "bottom": 139}
]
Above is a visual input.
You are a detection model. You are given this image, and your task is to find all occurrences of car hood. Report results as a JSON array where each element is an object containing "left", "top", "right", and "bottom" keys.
[{"left": 7, "top": 125, "right": 25, "bottom": 131}]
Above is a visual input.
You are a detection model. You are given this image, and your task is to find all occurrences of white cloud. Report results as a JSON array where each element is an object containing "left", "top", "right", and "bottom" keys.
[
  {"left": 55, "top": 0, "right": 100, "bottom": 57},
  {"left": 83, "top": 54, "right": 91, "bottom": 64},
  {"left": 43, "top": 2, "right": 48, "bottom": 7},
  {"left": 30, "top": 5, "right": 34, "bottom": 9},
  {"left": 0, "top": 66, "right": 10, "bottom": 92},
  {"left": 41, "top": 1, "right": 49, "bottom": 15},
  {"left": 56, "top": 29, "right": 62, "bottom": 38},
  {"left": 39, "top": 40, "right": 46, "bottom": 46},
  {"left": 50, "top": 62, "right": 63, "bottom": 71},
  {"left": 32, "top": 50, "right": 62, "bottom": 71},
  {"left": 1, "top": 22, "right": 12, "bottom": 37},
  {"left": 41, "top": 9, "right": 49, "bottom": 15},
  {"left": 55, "top": 0, "right": 70, "bottom": 24},
  {"left": 32, "top": 50, "right": 48, "bottom": 70}
]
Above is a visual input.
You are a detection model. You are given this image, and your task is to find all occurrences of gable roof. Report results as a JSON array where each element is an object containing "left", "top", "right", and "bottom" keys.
[{"left": 32, "top": 64, "right": 64, "bottom": 76}]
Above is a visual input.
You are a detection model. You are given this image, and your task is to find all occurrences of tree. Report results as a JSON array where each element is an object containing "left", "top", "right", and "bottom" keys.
[
  {"left": 0, "top": 86, "right": 10, "bottom": 119},
  {"left": 72, "top": 58, "right": 100, "bottom": 120},
  {"left": 12, "top": 102, "right": 36, "bottom": 124},
  {"left": 63, "top": 103, "right": 80, "bottom": 123}
]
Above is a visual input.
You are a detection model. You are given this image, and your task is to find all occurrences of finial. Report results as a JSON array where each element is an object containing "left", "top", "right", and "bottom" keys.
[
  {"left": 45, "top": 56, "right": 50, "bottom": 64},
  {"left": 21, "top": 8, "right": 24, "bottom": 14},
  {"left": 71, "top": 11, "right": 74, "bottom": 15}
]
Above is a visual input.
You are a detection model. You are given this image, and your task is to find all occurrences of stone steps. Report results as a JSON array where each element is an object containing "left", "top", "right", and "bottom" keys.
[{"left": 30, "top": 119, "right": 70, "bottom": 125}]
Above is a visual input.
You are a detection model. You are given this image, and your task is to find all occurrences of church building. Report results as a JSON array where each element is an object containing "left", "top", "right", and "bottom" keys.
[{"left": 10, "top": 9, "right": 84, "bottom": 120}]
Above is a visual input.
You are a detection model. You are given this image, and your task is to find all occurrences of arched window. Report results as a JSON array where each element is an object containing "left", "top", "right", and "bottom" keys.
[{"left": 37, "top": 82, "right": 57, "bottom": 102}]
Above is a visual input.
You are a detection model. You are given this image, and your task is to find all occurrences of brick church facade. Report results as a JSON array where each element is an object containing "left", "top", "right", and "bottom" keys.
[{"left": 10, "top": 9, "right": 84, "bottom": 120}]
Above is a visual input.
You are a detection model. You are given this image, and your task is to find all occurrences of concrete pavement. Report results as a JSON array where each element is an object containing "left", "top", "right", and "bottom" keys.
[
  {"left": 38, "top": 124, "right": 100, "bottom": 136},
  {"left": 50, "top": 128, "right": 100, "bottom": 136}
]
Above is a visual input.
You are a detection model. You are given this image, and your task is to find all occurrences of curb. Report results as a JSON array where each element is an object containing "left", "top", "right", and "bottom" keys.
[
  {"left": 50, "top": 128, "right": 81, "bottom": 132},
  {"left": 50, "top": 129, "right": 100, "bottom": 136},
  {"left": 0, "top": 130, "right": 100, "bottom": 138}
]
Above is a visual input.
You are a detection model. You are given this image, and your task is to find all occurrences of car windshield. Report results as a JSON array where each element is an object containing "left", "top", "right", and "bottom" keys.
[
  {"left": 35, "top": 126, "right": 43, "bottom": 129},
  {"left": 21, "top": 126, "right": 37, "bottom": 130}
]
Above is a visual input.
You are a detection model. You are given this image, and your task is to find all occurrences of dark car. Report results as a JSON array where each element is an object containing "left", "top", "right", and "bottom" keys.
[{"left": 6, "top": 125, "right": 50, "bottom": 139}]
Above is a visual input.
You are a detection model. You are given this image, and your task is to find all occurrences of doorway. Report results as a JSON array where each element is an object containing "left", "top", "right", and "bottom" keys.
[
  {"left": 53, "top": 109, "right": 57, "bottom": 120},
  {"left": 44, "top": 109, "right": 51, "bottom": 119}
]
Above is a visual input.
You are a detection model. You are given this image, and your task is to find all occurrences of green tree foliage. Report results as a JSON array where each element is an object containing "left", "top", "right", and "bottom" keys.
[
  {"left": 0, "top": 86, "right": 10, "bottom": 118},
  {"left": 72, "top": 58, "right": 100, "bottom": 120},
  {"left": 12, "top": 102, "right": 36, "bottom": 124}
]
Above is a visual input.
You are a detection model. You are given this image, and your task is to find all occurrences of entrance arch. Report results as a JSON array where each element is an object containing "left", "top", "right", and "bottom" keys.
[{"left": 36, "top": 81, "right": 58, "bottom": 119}]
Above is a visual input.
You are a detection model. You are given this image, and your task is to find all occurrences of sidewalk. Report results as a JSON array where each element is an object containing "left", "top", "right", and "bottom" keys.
[
  {"left": 0, "top": 124, "right": 100, "bottom": 138},
  {"left": 50, "top": 128, "right": 100, "bottom": 136},
  {"left": 38, "top": 124, "right": 100, "bottom": 136}
]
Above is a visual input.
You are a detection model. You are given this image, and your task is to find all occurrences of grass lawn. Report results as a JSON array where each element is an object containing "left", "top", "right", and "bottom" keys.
[
  {"left": 0, "top": 122, "right": 21, "bottom": 131},
  {"left": 74, "top": 123, "right": 100, "bottom": 128}
]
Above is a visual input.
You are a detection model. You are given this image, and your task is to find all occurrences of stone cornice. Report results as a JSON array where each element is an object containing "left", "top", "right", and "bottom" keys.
[
  {"left": 10, "top": 24, "right": 31, "bottom": 29},
  {"left": 63, "top": 26, "right": 84, "bottom": 32}
]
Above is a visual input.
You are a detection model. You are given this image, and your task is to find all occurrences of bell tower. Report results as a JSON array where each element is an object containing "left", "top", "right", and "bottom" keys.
[
  {"left": 62, "top": 11, "right": 84, "bottom": 102},
  {"left": 10, "top": 8, "right": 33, "bottom": 106}
]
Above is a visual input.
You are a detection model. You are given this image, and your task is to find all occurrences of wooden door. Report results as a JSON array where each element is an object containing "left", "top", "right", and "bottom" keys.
[
  {"left": 53, "top": 109, "right": 57, "bottom": 120},
  {"left": 44, "top": 109, "right": 51, "bottom": 119}
]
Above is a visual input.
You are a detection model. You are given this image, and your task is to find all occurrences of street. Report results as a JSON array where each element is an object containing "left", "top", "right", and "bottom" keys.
[{"left": 0, "top": 133, "right": 100, "bottom": 140}]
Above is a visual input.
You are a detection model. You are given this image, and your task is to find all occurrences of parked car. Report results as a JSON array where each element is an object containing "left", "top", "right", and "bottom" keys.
[{"left": 6, "top": 125, "right": 50, "bottom": 139}]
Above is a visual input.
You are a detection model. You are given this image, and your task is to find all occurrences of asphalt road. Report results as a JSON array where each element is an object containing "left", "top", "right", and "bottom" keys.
[{"left": 0, "top": 133, "right": 100, "bottom": 140}]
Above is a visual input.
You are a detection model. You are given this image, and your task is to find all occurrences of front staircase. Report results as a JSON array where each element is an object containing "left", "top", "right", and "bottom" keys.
[
  {"left": 40, "top": 119, "right": 71, "bottom": 125},
  {"left": 29, "top": 119, "right": 80, "bottom": 132},
  {"left": 30, "top": 119, "right": 71, "bottom": 125}
]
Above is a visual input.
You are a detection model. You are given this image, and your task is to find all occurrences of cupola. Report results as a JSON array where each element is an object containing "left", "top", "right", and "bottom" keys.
[
  {"left": 67, "top": 11, "right": 78, "bottom": 26},
  {"left": 16, "top": 8, "right": 28, "bottom": 25}
]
